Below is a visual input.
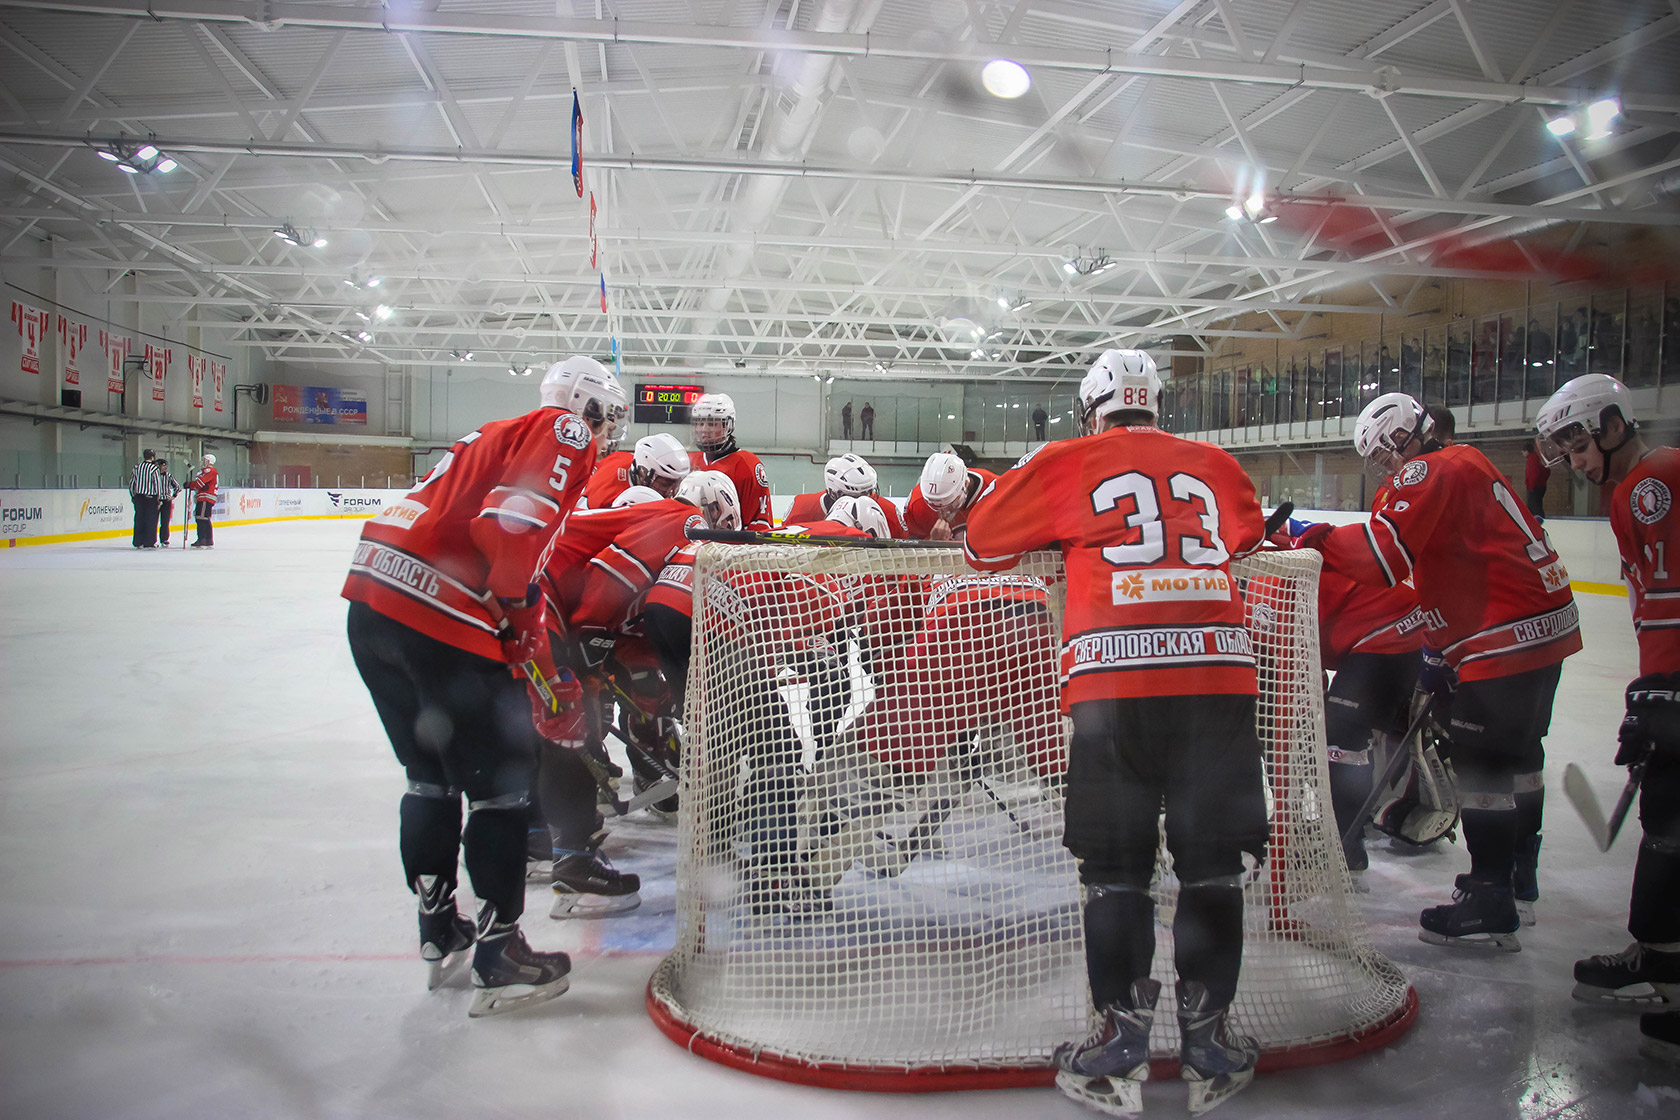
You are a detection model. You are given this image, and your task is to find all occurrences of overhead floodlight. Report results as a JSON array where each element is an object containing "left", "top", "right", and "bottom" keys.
[
  {"left": 153, "top": 158, "right": 177, "bottom": 173},
  {"left": 970, "top": 348, "right": 987, "bottom": 359},
  {"left": 134, "top": 145, "right": 159, "bottom": 162},
  {"left": 116, "top": 162, "right": 140, "bottom": 174},
  {"left": 95, "top": 148, "right": 122, "bottom": 162},
  {"left": 374, "top": 304, "right": 392, "bottom": 320},
  {"left": 354, "top": 309, "right": 371, "bottom": 321},
  {"left": 1061, "top": 258, "right": 1078, "bottom": 274},
  {"left": 981, "top": 59, "right": 1031, "bottom": 100},
  {"left": 1244, "top": 192, "right": 1265, "bottom": 216},
  {"left": 273, "top": 223, "right": 301, "bottom": 246},
  {"left": 95, "top": 139, "right": 178, "bottom": 174},
  {"left": 1546, "top": 115, "right": 1577, "bottom": 137},
  {"left": 462, "top": 350, "right": 474, "bottom": 361},
  {"left": 311, "top": 235, "right": 329, "bottom": 248},
  {"left": 1258, "top": 212, "right": 1278, "bottom": 224},
  {"left": 997, "top": 295, "right": 1011, "bottom": 310},
  {"left": 1584, "top": 97, "right": 1619, "bottom": 140},
  {"left": 355, "top": 330, "right": 372, "bottom": 342},
  {"left": 1225, "top": 204, "right": 1245, "bottom": 220},
  {"left": 365, "top": 276, "right": 380, "bottom": 287}
]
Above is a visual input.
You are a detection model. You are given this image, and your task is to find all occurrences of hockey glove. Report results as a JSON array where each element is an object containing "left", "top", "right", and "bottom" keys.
[
  {"left": 1418, "top": 647, "right": 1457, "bottom": 715},
  {"left": 1290, "top": 521, "right": 1334, "bottom": 551},
  {"left": 496, "top": 584, "right": 547, "bottom": 666},
  {"left": 529, "top": 668, "right": 587, "bottom": 748},
  {"left": 1618, "top": 674, "right": 1680, "bottom": 765}
]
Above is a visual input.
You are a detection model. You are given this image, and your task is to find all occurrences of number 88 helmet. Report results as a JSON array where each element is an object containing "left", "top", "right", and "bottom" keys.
[{"left": 1077, "top": 349, "right": 1161, "bottom": 435}]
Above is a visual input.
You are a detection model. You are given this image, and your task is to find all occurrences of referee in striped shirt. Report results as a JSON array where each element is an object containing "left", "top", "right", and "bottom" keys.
[{"left": 129, "top": 449, "right": 164, "bottom": 548}]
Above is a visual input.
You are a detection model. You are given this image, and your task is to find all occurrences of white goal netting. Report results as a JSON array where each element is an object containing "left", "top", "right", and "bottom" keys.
[{"left": 647, "top": 543, "right": 1414, "bottom": 1087}]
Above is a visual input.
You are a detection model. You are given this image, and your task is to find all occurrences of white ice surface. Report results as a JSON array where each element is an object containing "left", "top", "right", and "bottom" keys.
[{"left": 1, "top": 519, "right": 1677, "bottom": 1119}]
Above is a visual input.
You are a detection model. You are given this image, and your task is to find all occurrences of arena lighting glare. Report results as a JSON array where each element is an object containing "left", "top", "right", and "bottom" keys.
[
  {"left": 273, "top": 222, "right": 328, "bottom": 249},
  {"left": 1584, "top": 96, "right": 1620, "bottom": 139},
  {"left": 981, "top": 58, "right": 1031, "bottom": 99},
  {"left": 94, "top": 139, "right": 177, "bottom": 174},
  {"left": 1546, "top": 115, "right": 1577, "bottom": 137},
  {"left": 374, "top": 304, "right": 392, "bottom": 321}
]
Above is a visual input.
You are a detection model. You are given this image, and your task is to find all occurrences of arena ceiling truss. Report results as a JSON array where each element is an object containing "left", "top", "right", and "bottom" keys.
[{"left": 1, "top": 0, "right": 1678, "bottom": 381}]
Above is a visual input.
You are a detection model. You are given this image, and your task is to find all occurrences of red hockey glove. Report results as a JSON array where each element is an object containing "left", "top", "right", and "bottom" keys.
[
  {"left": 496, "top": 584, "right": 547, "bottom": 666},
  {"left": 528, "top": 668, "right": 586, "bottom": 748},
  {"left": 1290, "top": 522, "right": 1334, "bottom": 551}
]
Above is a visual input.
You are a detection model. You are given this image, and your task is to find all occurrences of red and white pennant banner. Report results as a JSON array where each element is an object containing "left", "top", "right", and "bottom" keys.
[
  {"left": 57, "top": 314, "right": 87, "bottom": 389},
  {"left": 188, "top": 354, "right": 205, "bottom": 409},
  {"left": 211, "top": 360, "right": 225, "bottom": 413},
  {"left": 99, "top": 329, "right": 129, "bottom": 394},
  {"left": 145, "top": 343, "right": 172, "bottom": 403},
  {"left": 10, "top": 301, "right": 48, "bottom": 376}
]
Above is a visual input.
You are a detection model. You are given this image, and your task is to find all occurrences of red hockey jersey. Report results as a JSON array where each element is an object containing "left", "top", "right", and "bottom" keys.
[
  {"left": 341, "top": 407, "right": 597, "bottom": 659},
  {"left": 569, "top": 502, "right": 706, "bottom": 634},
  {"left": 536, "top": 502, "right": 665, "bottom": 628},
  {"left": 187, "top": 465, "right": 218, "bottom": 503},
  {"left": 690, "top": 447, "right": 772, "bottom": 531},
  {"left": 581, "top": 449, "right": 634, "bottom": 510},
  {"left": 1319, "top": 444, "right": 1579, "bottom": 683},
  {"left": 1318, "top": 568, "right": 1421, "bottom": 670},
  {"left": 964, "top": 429, "right": 1264, "bottom": 706},
  {"left": 903, "top": 467, "right": 998, "bottom": 540},
  {"left": 783, "top": 490, "right": 906, "bottom": 537},
  {"left": 1610, "top": 447, "right": 1680, "bottom": 676}
]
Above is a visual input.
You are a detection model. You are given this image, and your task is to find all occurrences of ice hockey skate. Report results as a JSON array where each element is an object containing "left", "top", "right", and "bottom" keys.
[
  {"left": 1418, "top": 874, "right": 1521, "bottom": 952},
  {"left": 1572, "top": 942, "right": 1680, "bottom": 1008},
  {"left": 416, "top": 875, "right": 475, "bottom": 990},
  {"left": 1177, "top": 981, "right": 1259, "bottom": 1116},
  {"left": 468, "top": 903, "right": 571, "bottom": 1018},
  {"left": 1052, "top": 978, "right": 1160, "bottom": 1117},
  {"left": 550, "top": 846, "right": 642, "bottom": 919}
]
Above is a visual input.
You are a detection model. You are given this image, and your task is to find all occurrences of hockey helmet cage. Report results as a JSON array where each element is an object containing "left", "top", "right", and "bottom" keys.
[
  {"left": 1536, "top": 374, "right": 1637, "bottom": 466},
  {"left": 827, "top": 494, "right": 890, "bottom": 539},
  {"left": 631, "top": 432, "right": 692, "bottom": 495},
  {"left": 691, "top": 393, "right": 736, "bottom": 454},
  {"left": 823, "top": 453, "right": 877, "bottom": 497},
  {"left": 919, "top": 452, "right": 970, "bottom": 518},
  {"left": 1078, "top": 349, "right": 1161, "bottom": 435},
  {"left": 612, "top": 485, "right": 665, "bottom": 508},
  {"left": 676, "top": 469, "right": 741, "bottom": 531},
  {"left": 1353, "top": 392, "right": 1431, "bottom": 478},
  {"left": 539, "top": 355, "right": 629, "bottom": 434}
]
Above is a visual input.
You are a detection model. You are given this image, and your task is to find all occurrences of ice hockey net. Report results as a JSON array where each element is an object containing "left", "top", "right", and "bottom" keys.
[{"left": 647, "top": 542, "right": 1415, "bottom": 1091}]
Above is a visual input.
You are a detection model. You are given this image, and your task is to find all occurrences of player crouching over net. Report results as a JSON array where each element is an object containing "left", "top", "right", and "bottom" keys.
[{"left": 964, "top": 349, "right": 1268, "bottom": 1116}]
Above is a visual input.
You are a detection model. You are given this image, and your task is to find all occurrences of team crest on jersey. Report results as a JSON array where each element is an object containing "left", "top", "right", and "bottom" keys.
[
  {"left": 554, "top": 414, "right": 592, "bottom": 449},
  {"left": 1112, "top": 568, "right": 1233, "bottom": 605},
  {"left": 754, "top": 462, "right": 769, "bottom": 488},
  {"left": 1631, "top": 478, "right": 1672, "bottom": 525},
  {"left": 1397, "top": 460, "right": 1428, "bottom": 487}
]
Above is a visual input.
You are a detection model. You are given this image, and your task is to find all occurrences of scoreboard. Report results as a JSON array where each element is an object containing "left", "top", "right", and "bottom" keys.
[{"left": 633, "top": 383, "right": 705, "bottom": 425}]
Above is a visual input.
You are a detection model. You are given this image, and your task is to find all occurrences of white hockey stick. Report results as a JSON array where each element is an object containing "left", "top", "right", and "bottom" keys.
[{"left": 1562, "top": 761, "right": 1644, "bottom": 853}]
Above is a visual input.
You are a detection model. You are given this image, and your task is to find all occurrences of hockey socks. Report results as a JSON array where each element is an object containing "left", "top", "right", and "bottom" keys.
[{"left": 1081, "top": 883, "right": 1155, "bottom": 1011}]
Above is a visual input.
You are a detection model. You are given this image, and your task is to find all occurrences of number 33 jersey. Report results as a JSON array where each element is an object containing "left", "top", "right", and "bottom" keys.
[
  {"left": 1320, "top": 443, "right": 1580, "bottom": 683},
  {"left": 963, "top": 427, "right": 1265, "bottom": 705}
]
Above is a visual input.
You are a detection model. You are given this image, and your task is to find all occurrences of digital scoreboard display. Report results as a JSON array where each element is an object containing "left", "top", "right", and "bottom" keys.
[{"left": 633, "top": 383, "right": 705, "bottom": 425}]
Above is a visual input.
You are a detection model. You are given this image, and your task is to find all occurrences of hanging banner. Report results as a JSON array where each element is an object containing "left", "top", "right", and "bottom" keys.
[
  {"left": 272, "top": 384, "right": 368, "bottom": 425},
  {"left": 99, "top": 329, "right": 129, "bottom": 394},
  {"left": 188, "top": 354, "right": 205, "bottom": 409},
  {"left": 145, "top": 343, "right": 172, "bottom": 403},
  {"left": 570, "top": 88, "right": 584, "bottom": 197},
  {"left": 211, "top": 361, "right": 226, "bottom": 413},
  {"left": 589, "top": 191, "right": 598, "bottom": 268},
  {"left": 10, "top": 301, "right": 48, "bottom": 375},
  {"left": 56, "top": 314, "right": 87, "bottom": 389},
  {"left": 599, "top": 274, "right": 607, "bottom": 314}
]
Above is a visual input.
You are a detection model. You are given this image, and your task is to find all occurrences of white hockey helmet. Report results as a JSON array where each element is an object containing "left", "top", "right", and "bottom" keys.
[
  {"left": 675, "top": 469, "right": 741, "bottom": 531},
  {"left": 827, "top": 494, "right": 889, "bottom": 539},
  {"left": 612, "top": 485, "right": 665, "bottom": 508},
  {"left": 1078, "top": 349, "right": 1161, "bottom": 435},
  {"left": 539, "top": 355, "right": 628, "bottom": 442},
  {"left": 201, "top": 453, "right": 216, "bottom": 466},
  {"left": 919, "top": 452, "right": 970, "bottom": 519},
  {"left": 690, "top": 393, "right": 736, "bottom": 454},
  {"left": 1536, "top": 374, "right": 1637, "bottom": 466},
  {"left": 823, "top": 453, "right": 877, "bottom": 497},
  {"left": 1353, "top": 392, "right": 1432, "bottom": 478},
  {"left": 630, "top": 432, "right": 692, "bottom": 496}
]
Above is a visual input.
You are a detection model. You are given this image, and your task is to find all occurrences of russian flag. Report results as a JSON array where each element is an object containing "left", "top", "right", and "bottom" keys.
[
  {"left": 570, "top": 89, "right": 584, "bottom": 198},
  {"left": 599, "top": 274, "right": 607, "bottom": 313}
]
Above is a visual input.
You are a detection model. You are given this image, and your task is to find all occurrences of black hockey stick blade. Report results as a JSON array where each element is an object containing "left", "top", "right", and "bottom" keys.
[
  {"left": 688, "top": 528, "right": 962, "bottom": 549},
  {"left": 1263, "top": 501, "right": 1295, "bottom": 537},
  {"left": 1563, "top": 761, "right": 1644, "bottom": 852},
  {"left": 1339, "top": 694, "right": 1433, "bottom": 854},
  {"left": 625, "top": 776, "right": 680, "bottom": 814}
]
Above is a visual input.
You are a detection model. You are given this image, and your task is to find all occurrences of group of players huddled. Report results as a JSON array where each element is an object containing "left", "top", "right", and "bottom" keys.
[{"left": 336, "top": 345, "right": 1676, "bottom": 1112}]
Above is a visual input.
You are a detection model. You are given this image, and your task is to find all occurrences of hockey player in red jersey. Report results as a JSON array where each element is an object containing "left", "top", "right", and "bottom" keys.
[
  {"left": 784, "top": 453, "right": 905, "bottom": 537},
  {"left": 965, "top": 348, "right": 1267, "bottom": 1116},
  {"left": 187, "top": 453, "right": 218, "bottom": 547},
  {"left": 904, "top": 452, "right": 996, "bottom": 541},
  {"left": 582, "top": 432, "right": 690, "bottom": 509},
  {"left": 1538, "top": 376, "right": 1680, "bottom": 1060},
  {"left": 689, "top": 393, "right": 773, "bottom": 530},
  {"left": 1314, "top": 392, "right": 1579, "bottom": 953},
  {"left": 342, "top": 354, "right": 626, "bottom": 1018}
]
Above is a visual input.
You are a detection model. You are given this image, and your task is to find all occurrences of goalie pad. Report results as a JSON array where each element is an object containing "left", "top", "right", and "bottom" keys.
[{"left": 1370, "top": 732, "right": 1461, "bottom": 847}]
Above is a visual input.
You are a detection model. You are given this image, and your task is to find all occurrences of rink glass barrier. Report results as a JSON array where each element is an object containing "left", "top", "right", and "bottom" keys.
[
  {"left": 0, "top": 487, "right": 405, "bottom": 546},
  {"left": 647, "top": 544, "right": 1417, "bottom": 1090}
]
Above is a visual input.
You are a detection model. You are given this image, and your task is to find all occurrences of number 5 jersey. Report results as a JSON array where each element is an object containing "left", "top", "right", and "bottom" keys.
[
  {"left": 1319, "top": 443, "right": 1580, "bottom": 683},
  {"left": 962, "top": 426, "right": 1266, "bottom": 706}
]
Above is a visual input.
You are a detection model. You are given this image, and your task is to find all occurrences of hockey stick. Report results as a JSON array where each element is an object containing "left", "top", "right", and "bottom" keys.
[
  {"left": 1339, "top": 694, "right": 1435, "bottom": 854},
  {"left": 689, "top": 528, "right": 963, "bottom": 550},
  {"left": 1562, "top": 760, "right": 1646, "bottom": 852},
  {"left": 1263, "top": 501, "right": 1295, "bottom": 538},
  {"left": 525, "top": 662, "right": 675, "bottom": 815}
]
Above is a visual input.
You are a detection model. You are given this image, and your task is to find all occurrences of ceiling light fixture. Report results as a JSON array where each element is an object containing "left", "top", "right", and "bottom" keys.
[
  {"left": 93, "top": 138, "right": 178, "bottom": 174},
  {"left": 344, "top": 272, "right": 383, "bottom": 290},
  {"left": 1064, "top": 252, "right": 1117, "bottom": 276},
  {"left": 1545, "top": 115, "right": 1576, "bottom": 137},
  {"left": 981, "top": 59, "right": 1031, "bottom": 100},
  {"left": 273, "top": 221, "right": 327, "bottom": 249},
  {"left": 1584, "top": 96, "right": 1620, "bottom": 140}
]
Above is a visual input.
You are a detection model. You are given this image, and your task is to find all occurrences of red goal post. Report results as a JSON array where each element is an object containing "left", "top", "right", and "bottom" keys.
[{"left": 647, "top": 542, "right": 1416, "bottom": 1090}]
